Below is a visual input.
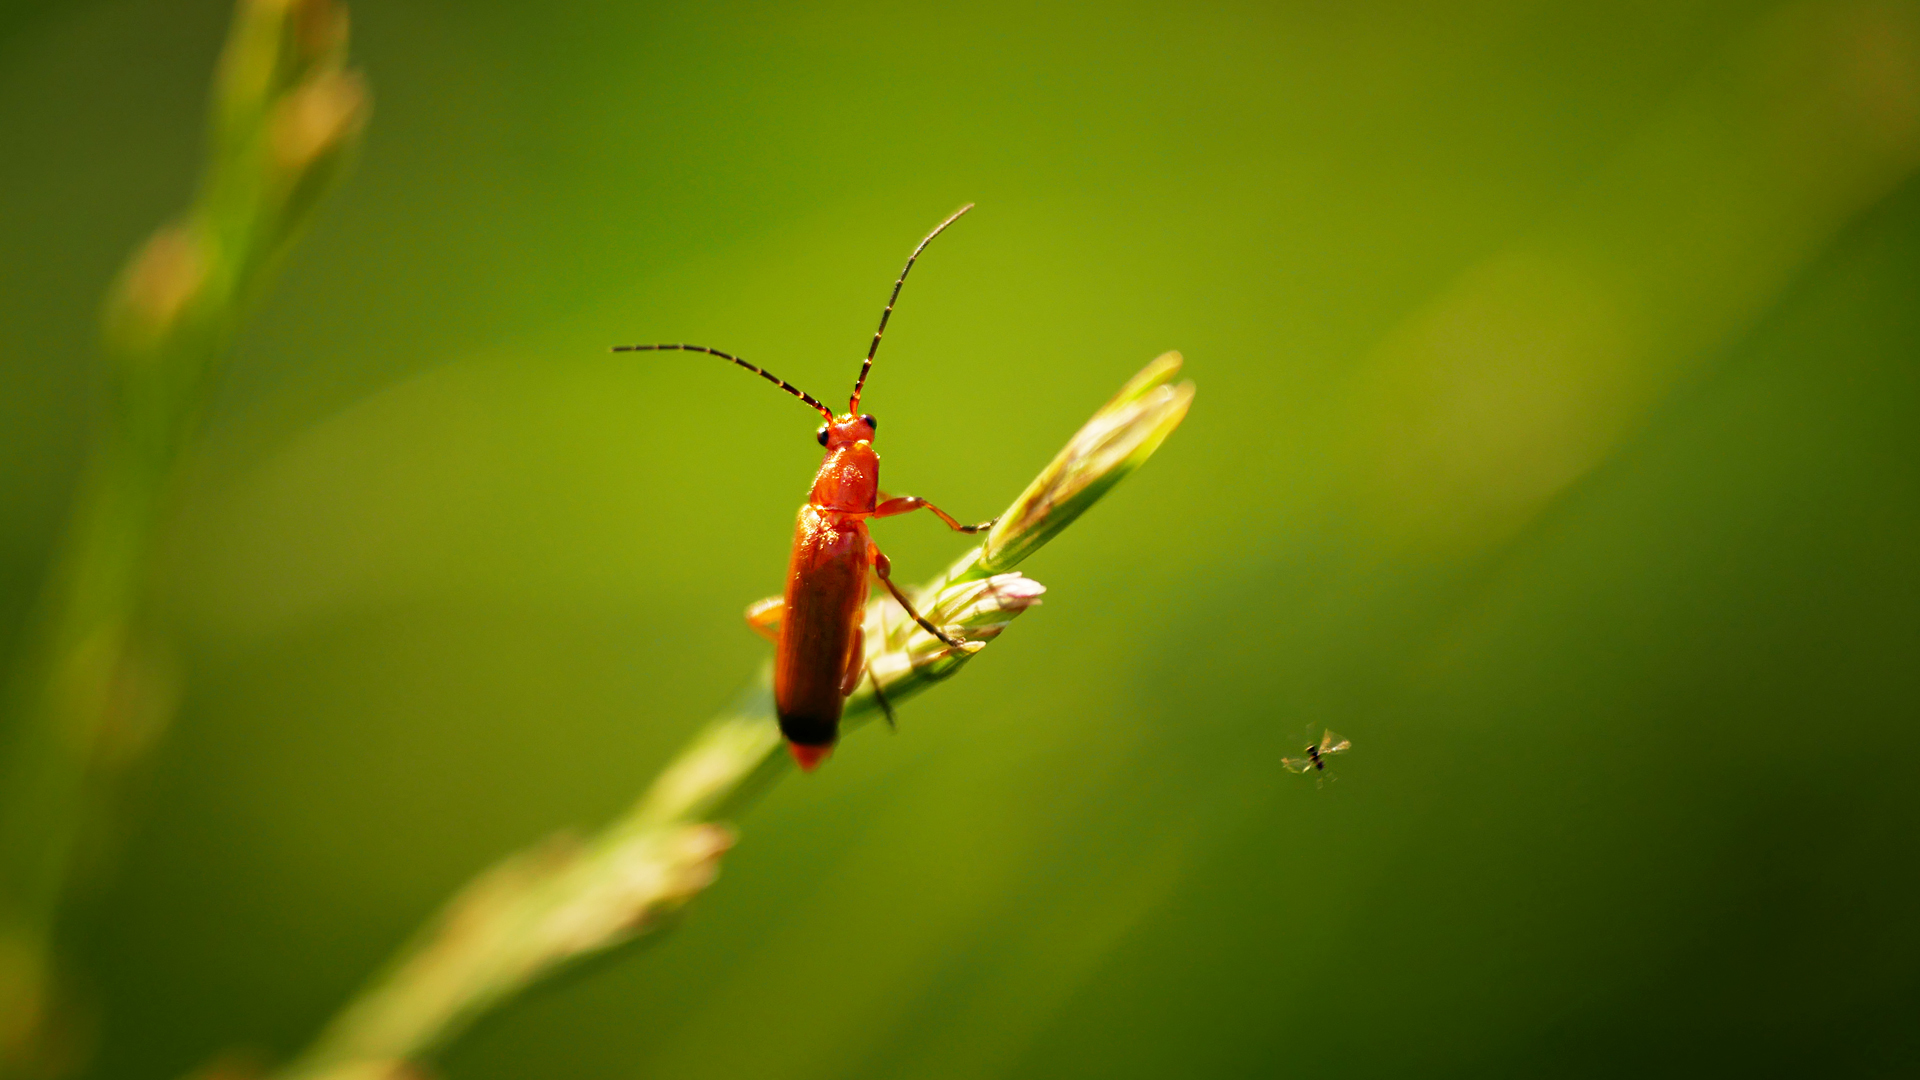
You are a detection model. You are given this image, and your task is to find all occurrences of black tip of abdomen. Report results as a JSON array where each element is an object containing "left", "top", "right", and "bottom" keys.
[{"left": 779, "top": 712, "right": 839, "bottom": 748}]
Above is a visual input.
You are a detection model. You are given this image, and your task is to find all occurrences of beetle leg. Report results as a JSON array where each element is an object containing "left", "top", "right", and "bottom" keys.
[
  {"left": 867, "top": 655, "right": 897, "bottom": 731},
  {"left": 839, "top": 625, "right": 897, "bottom": 729},
  {"left": 840, "top": 624, "right": 866, "bottom": 696},
  {"left": 871, "top": 544, "right": 967, "bottom": 648},
  {"left": 744, "top": 596, "right": 784, "bottom": 643},
  {"left": 872, "top": 495, "right": 996, "bottom": 533}
]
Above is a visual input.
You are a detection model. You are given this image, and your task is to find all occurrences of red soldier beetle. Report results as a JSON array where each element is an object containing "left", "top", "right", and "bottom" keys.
[{"left": 614, "top": 204, "right": 994, "bottom": 771}]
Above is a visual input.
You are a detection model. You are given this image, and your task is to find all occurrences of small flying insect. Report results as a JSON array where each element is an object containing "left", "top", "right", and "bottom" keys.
[
  {"left": 1283, "top": 729, "right": 1351, "bottom": 779},
  {"left": 614, "top": 205, "right": 992, "bottom": 772}
]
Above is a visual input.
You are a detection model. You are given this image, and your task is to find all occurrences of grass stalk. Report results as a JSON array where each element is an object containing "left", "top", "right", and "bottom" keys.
[{"left": 267, "top": 355, "right": 1194, "bottom": 1080}]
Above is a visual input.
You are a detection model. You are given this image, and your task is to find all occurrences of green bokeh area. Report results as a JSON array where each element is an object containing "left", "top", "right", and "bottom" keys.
[{"left": 5, "top": 0, "right": 1920, "bottom": 1076}]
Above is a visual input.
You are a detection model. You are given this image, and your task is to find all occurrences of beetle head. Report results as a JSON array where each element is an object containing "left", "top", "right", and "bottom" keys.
[{"left": 815, "top": 412, "right": 878, "bottom": 450}]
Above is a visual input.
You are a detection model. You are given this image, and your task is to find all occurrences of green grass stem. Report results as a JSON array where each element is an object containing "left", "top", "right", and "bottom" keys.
[{"left": 267, "top": 356, "right": 1193, "bottom": 1080}]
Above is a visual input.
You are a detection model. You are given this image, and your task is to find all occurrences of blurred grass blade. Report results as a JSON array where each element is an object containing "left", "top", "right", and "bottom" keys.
[
  {"left": 1336, "top": 0, "right": 1920, "bottom": 555},
  {"left": 0, "top": 1, "right": 367, "bottom": 1074}
]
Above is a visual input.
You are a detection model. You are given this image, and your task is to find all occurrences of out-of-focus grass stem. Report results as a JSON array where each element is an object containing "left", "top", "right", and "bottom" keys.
[{"left": 0, "top": 1, "right": 366, "bottom": 1073}]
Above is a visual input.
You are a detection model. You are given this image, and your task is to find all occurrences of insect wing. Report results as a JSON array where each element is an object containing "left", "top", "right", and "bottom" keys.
[
  {"left": 1318, "top": 729, "right": 1351, "bottom": 757},
  {"left": 1281, "top": 755, "right": 1316, "bottom": 774}
]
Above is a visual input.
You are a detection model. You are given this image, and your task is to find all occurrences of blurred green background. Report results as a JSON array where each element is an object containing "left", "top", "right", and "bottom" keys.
[{"left": 4, "top": 0, "right": 1919, "bottom": 1076}]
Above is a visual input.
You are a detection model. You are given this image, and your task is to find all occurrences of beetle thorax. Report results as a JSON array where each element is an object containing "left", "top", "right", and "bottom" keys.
[
  {"left": 811, "top": 441, "right": 879, "bottom": 512},
  {"left": 810, "top": 414, "right": 880, "bottom": 512}
]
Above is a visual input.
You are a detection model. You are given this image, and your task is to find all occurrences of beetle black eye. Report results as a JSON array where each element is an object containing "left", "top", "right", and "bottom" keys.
[
  {"left": 815, "top": 424, "right": 829, "bottom": 446},
  {"left": 860, "top": 414, "right": 877, "bottom": 431}
]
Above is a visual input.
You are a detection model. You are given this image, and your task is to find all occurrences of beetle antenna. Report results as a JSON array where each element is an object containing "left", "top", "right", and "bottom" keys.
[
  {"left": 850, "top": 202, "right": 974, "bottom": 412},
  {"left": 612, "top": 343, "right": 833, "bottom": 419}
]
